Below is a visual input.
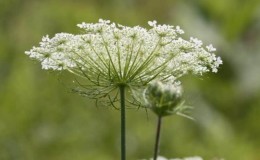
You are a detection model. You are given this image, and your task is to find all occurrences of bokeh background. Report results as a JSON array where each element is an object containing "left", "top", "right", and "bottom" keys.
[{"left": 1, "top": 0, "right": 260, "bottom": 159}]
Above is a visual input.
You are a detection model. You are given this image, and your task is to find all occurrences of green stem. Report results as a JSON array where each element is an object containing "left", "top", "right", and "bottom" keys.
[
  {"left": 119, "top": 85, "right": 126, "bottom": 160},
  {"left": 153, "top": 116, "right": 162, "bottom": 160}
]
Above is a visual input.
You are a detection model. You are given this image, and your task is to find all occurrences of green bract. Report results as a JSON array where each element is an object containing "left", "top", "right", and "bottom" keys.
[{"left": 144, "top": 81, "right": 184, "bottom": 117}]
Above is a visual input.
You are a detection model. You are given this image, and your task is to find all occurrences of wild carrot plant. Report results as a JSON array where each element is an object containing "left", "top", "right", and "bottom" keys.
[{"left": 25, "top": 19, "right": 222, "bottom": 160}]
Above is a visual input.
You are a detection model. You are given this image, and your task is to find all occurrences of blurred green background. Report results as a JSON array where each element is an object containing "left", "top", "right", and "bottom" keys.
[{"left": 1, "top": 0, "right": 260, "bottom": 159}]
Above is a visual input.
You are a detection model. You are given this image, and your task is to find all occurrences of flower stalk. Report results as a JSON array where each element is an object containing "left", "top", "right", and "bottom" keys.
[
  {"left": 144, "top": 81, "right": 187, "bottom": 160},
  {"left": 153, "top": 115, "right": 162, "bottom": 160},
  {"left": 119, "top": 85, "right": 126, "bottom": 160}
]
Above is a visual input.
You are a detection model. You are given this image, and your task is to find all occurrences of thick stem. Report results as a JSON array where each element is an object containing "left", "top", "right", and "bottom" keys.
[
  {"left": 153, "top": 116, "right": 162, "bottom": 160},
  {"left": 119, "top": 85, "right": 126, "bottom": 160}
]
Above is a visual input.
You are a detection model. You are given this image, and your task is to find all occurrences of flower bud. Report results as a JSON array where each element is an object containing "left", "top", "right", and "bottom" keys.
[{"left": 144, "top": 81, "right": 183, "bottom": 117}]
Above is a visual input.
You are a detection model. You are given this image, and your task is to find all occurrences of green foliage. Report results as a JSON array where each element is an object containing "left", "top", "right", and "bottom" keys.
[{"left": 1, "top": 0, "right": 260, "bottom": 159}]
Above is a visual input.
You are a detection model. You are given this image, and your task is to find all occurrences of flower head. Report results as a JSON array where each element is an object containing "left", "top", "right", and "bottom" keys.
[
  {"left": 25, "top": 19, "right": 222, "bottom": 104},
  {"left": 143, "top": 156, "right": 204, "bottom": 160},
  {"left": 144, "top": 80, "right": 184, "bottom": 117}
]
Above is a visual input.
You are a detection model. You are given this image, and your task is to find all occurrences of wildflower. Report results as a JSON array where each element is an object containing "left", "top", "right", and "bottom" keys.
[
  {"left": 25, "top": 19, "right": 222, "bottom": 160},
  {"left": 143, "top": 156, "right": 203, "bottom": 160},
  {"left": 171, "top": 156, "right": 203, "bottom": 160},
  {"left": 25, "top": 19, "right": 222, "bottom": 103},
  {"left": 144, "top": 81, "right": 194, "bottom": 160}
]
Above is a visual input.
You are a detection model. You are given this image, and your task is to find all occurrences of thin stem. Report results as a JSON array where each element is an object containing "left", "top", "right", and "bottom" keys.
[
  {"left": 153, "top": 116, "right": 162, "bottom": 160},
  {"left": 119, "top": 85, "right": 126, "bottom": 160}
]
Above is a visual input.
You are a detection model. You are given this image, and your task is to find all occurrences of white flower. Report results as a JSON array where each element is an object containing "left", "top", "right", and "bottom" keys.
[
  {"left": 172, "top": 156, "right": 203, "bottom": 160},
  {"left": 176, "top": 26, "right": 184, "bottom": 34},
  {"left": 155, "top": 156, "right": 168, "bottom": 160},
  {"left": 25, "top": 19, "right": 222, "bottom": 103},
  {"left": 148, "top": 20, "right": 157, "bottom": 27},
  {"left": 143, "top": 156, "right": 204, "bottom": 160},
  {"left": 190, "top": 37, "right": 203, "bottom": 48},
  {"left": 206, "top": 44, "right": 216, "bottom": 52}
]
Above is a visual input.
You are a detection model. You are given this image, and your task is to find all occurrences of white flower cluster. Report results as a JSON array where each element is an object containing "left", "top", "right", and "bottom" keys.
[
  {"left": 143, "top": 156, "right": 203, "bottom": 160},
  {"left": 25, "top": 19, "right": 222, "bottom": 94},
  {"left": 171, "top": 156, "right": 203, "bottom": 160}
]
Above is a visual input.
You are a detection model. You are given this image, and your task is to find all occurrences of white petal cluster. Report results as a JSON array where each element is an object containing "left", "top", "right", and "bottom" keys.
[
  {"left": 171, "top": 156, "right": 203, "bottom": 160},
  {"left": 25, "top": 19, "right": 222, "bottom": 96},
  {"left": 143, "top": 156, "right": 203, "bottom": 160}
]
